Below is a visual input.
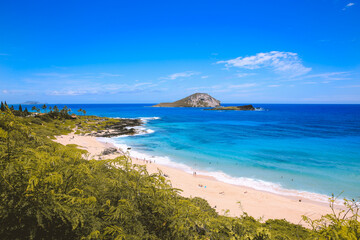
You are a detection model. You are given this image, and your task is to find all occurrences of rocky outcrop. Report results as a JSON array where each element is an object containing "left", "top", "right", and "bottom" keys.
[
  {"left": 87, "top": 119, "right": 142, "bottom": 137},
  {"left": 208, "top": 104, "right": 256, "bottom": 111},
  {"left": 153, "top": 93, "right": 221, "bottom": 108}
]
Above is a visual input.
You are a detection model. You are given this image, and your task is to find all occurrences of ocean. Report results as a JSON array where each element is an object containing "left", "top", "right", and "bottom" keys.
[{"left": 26, "top": 103, "right": 360, "bottom": 200}]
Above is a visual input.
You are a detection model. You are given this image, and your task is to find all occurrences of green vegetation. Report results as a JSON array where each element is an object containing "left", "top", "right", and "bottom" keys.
[{"left": 0, "top": 106, "right": 359, "bottom": 239}]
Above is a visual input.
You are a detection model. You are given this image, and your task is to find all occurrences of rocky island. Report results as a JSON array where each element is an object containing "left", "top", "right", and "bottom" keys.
[
  {"left": 207, "top": 104, "right": 256, "bottom": 111},
  {"left": 153, "top": 93, "right": 220, "bottom": 107}
]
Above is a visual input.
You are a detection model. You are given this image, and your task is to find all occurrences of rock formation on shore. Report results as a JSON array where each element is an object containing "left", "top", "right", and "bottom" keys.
[
  {"left": 153, "top": 93, "right": 221, "bottom": 107},
  {"left": 86, "top": 118, "right": 142, "bottom": 137},
  {"left": 208, "top": 104, "right": 256, "bottom": 111}
]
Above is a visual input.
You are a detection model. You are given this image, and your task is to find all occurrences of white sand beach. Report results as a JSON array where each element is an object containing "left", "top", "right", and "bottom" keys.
[{"left": 55, "top": 132, "right": 343, "bottom": 226}]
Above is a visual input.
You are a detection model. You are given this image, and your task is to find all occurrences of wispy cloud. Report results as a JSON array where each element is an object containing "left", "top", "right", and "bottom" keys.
[
  {"left": 235, "top": 73, "right": 256, "bottom": 78},
  {"left": 229, "top": 83, "right": 258, "bottom": 88},
  {"left": 35, "top": 73, "right": 75, "bottom": 78},
  {"left": 162, "top": 71, "right": 200, "bottom": 80},
  {"left": 187, "top": 83, "right": 259, "bottom": 94},
  {"left": 35, "top": 72, "right": 122, "bottom": 79},
  {"left": 337, "top": 84, "right": 360, "bottom": 88},
  {"left": 46, "top": 81, "right": 159, "bottom": 96},
  {"left": 217, "top": 51, "right": 311, "bottom": 77},
  {"left": 343, "top": 2, "right": 355, "bottom": 10},
  {"left": 99, "top": 73, "right": 123, "bottom": 77},
  {"left": 294, "top": 71, "right": 351, "bottom": 82},
  {"left": 268, "top": 84, "right": 281, "bottom": 88}
]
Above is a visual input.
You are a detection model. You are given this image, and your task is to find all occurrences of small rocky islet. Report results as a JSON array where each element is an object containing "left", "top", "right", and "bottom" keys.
[{"left": 153, "top": 93, "right": 257, "bottom": 111}]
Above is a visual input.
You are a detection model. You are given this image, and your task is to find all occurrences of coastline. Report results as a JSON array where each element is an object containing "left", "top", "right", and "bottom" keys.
[{"left": 54, "top": 131, "right": 343, "bottom": 226}]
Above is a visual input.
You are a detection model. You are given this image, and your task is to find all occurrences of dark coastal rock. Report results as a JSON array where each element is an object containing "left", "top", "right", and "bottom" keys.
[
  {"left": 236, "top": 105, "right": 256, "bottom": 110},
  {"left": 207, "top": 104, "right": 256, "bottom": 111},
  {"left": 102, "top": 147, "right": 119, "bottom": 155},
  {"left": 153, "top": 93, "right": 221, "bottom": 107},
  {"left": 88, "top": 119, "right": 142, "bottom": 137}
]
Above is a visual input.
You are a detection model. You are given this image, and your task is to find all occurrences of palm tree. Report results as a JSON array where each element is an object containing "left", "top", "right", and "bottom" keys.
[
  {"left": 42, "top": 104, "right": 47, "bottom": 113},
  {"left": 53, "top": 105, "right": 59, "bottom": 112},
  {"left": 77, "top": 108, "right": 83, "bottom": 115},
  {"left": 82, "top": 109, "right": 86, "bottom": 116}
]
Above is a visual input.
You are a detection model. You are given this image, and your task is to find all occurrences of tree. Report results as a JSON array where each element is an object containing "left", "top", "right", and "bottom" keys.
[
  {"left": 24, "top": 108, "right": 29, "bottom": 116},
  {"left": 4, "top": 101, "right": 8, "bottom": 108},
  {"left": 10, "top": 105, "right": 14, "bottom": 111},
  {"left": 31, "top": 106, "right": 40, "bottom": 114},
  {"left": 60, "top": 106, "right": 71, "bottom": 117},
  {"left": 53, "top": 105, "right": 59, "bottom": 113},
  {"left": 0, "top": 101, "right": 4, "bottom": 111},
  {"left": 42, "top": 104, "right": 47, "bottom": 113},
  {"left": 18, "top": 104, "right": 23, "bottom": 112},
  {"left": 77, "top": 108, "right": 83, "bottom": 115},
  {"left": 82, "top": 109, "right": 86, "bottom": 116}
]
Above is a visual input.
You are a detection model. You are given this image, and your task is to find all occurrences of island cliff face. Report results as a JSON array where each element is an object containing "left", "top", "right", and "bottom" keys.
[{"left": 153, "top": 93, "right": 221, "bottom": 107}]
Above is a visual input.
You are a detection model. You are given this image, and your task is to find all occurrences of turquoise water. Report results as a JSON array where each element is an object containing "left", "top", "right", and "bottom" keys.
[{"left": 28, "top": 104, "right": 360, "bottom": 199}]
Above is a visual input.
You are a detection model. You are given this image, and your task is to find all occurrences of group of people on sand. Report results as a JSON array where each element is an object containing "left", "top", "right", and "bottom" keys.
[{"left": 135, "top": 157, "right": 155, "bottom": 164}]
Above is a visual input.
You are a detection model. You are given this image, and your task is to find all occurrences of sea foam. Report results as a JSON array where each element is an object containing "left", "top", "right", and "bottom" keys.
[{"left": 98, "top": 137, "right": 334, "bottom": 204}]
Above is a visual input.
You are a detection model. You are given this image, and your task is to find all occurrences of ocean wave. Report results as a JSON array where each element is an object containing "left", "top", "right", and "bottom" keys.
[
  {"left": 139, "top": 116, "right": 161, "bottom": 123},
  {"left": 97, "top": 137, "right": 335, "bottom": 204},
  {"left": 98, "top": 139, "right": 194, "bottom": 172},
  {"left": 117, "top": 126, "right": 155, "bottom": 137},
  {"left": 109, "top": 116, "right": 160, "bottom": 137}
]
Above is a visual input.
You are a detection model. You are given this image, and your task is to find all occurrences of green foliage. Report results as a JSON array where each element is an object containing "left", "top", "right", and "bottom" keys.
[
  {"left": 303, "top": 194, "right": 360, "bottom": 239},
  {"left": 0, "top": 110, "right": 358, "bottom": 239}
]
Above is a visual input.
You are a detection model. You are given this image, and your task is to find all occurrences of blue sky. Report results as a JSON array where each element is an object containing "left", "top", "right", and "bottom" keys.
[{"left": 0, "top": 0, "right": 359, "bottom": 104}]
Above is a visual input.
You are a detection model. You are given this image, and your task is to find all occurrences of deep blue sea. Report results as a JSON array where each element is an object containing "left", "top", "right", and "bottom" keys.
[{"left": 26, "top": 104, "right": 360, "bottom": 200}]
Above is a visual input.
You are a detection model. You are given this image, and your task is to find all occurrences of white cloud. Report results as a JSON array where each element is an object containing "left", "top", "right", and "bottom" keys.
[
  {"left": 343, "top": 2, "right": 355, "bottom": 10},
  {"left": 162, "top": 71, "right": 200, "bottom": 80},
  {"left": 217, "top": 51, "right": 311, "bottom": 77},
  {"left": 268, "top": 84, "right": 281, "bottom": 88},
  {"left": 201, "top": 76, "right": 209, "bottom": 79},
  {"left": 2, "top": 90, "right": 8, "bottom": 94}
]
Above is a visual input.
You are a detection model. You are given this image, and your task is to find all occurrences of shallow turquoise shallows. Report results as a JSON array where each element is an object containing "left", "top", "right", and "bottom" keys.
[{"left": 29, "top": 104, "right": 360, "bottom": 199}]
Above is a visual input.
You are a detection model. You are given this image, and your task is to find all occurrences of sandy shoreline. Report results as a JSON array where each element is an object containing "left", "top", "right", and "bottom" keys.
[{"left": 55, "top": 132, "right": 342, "bottom": 226}]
